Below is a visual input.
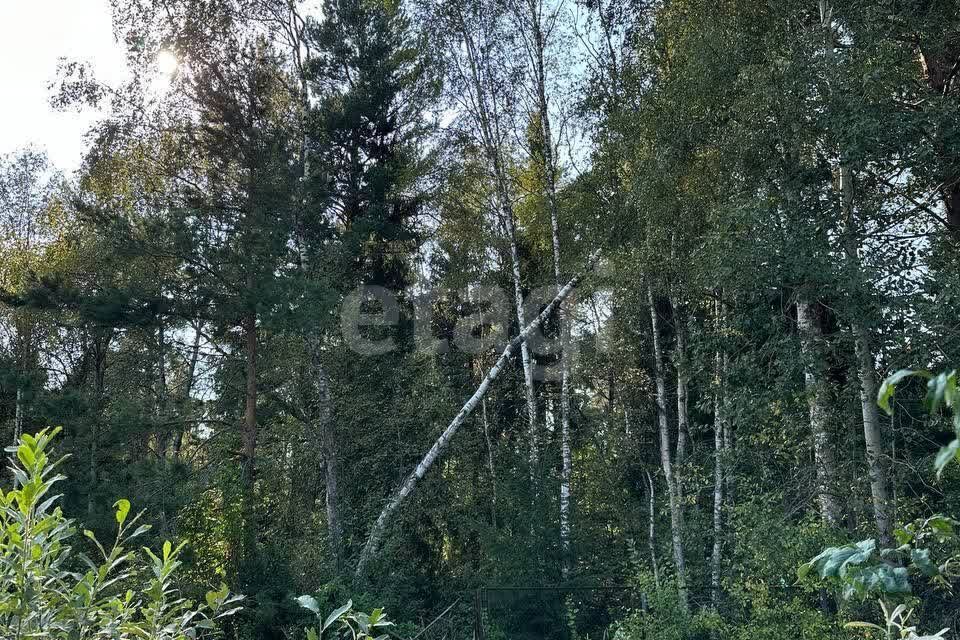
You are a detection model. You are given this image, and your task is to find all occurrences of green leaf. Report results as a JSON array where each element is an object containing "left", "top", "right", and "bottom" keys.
[
  {"left": 323, "top": 600, "right": 352, "bottom": 632},
  {"left": 911, "top": 548, "right": 939, "bottom": 577},
  {"left": 925, "top": 515, "right": 955, "bottom": 537},
  {"left": 878, "top": 369, "right": 929, "bottom": 415},
  {"left": 296, "top": 595, "right": 320, "bottom": 615},
  {"left": 926, "top": 371, "right": 957, "bottom": 412},
  {"left": 114, "top": 499, "right": 131, "bottom": 525},
  {"left": 816, "top": 539, "right": 876, "bottom": 579},
  {"left": 17, "top": 443, "right": 36, "bottom": 469},
  {"left": 933, "top": 439, "right": 960, "bottom": 478},
  {"left": 853, "top": 564, "right": 911, "bottom": 595},
  {"left": 893, "top": 526, "right": 914, "bottom": 545}
]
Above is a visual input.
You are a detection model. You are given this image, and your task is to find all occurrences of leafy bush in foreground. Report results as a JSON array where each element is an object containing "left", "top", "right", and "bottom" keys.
[{"left": 0, "top": 427, "right": 242, "bottom": 639}]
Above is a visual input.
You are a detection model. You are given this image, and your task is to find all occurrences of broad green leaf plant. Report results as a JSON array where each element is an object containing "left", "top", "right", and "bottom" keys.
[
  {"left": 801, "top": 370, "right": 960, "bottom": 638},
  {"left": 295, "top": 596, "right": 394, "bottom": 640},
  {"left": 0, "top": 427, "right": 243, "bottom": 639},
  {"left": 844, "top": 602, "right": 948, "bottom": 640}
]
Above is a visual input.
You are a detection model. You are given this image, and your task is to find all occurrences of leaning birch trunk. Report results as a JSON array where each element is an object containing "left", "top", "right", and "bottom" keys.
[
  {"left": 355, "top": 251, "right": 600, "bottom": 579},
  {"left": 647, "top": 284, "right": 689, "bottom": 612},
  {"left": 820, "top": 0, "right": 893, "bottom": 545},
  {"left": 853, "top": 324, "right": 893, "bottom": 542},
  {"left": 796, "top": 298, "right": 841, "bottom": 527}
]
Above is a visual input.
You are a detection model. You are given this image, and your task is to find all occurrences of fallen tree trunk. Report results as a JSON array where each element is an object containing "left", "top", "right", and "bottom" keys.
[{"left": 355, "top": 250, "right": 601, "bottom": 579}]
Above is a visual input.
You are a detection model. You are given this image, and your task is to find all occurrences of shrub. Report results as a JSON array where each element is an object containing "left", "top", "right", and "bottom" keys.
[{"left": 0, "top": 427, "right": 242, "bottom": 639}]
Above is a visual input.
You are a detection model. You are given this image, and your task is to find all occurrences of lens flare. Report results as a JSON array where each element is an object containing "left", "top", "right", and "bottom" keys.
[{"left": 156, "top": 49, "right": 178, "bottom": 75}]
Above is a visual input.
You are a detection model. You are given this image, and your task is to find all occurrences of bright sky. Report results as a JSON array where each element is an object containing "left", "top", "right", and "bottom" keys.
[{"left": 0, "top": 0, "right": 128, "bottom": 172}]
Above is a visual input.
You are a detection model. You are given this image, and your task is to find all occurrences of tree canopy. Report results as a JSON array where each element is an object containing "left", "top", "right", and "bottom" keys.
[{"left": 2, "top": 0, "right": 960, "bottom": 638}]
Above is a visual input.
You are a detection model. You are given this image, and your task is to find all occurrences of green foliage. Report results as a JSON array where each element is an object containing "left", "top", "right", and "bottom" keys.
[
  {"left": 844, "top": 601, "right": 949, "bottom": 640},
  {"left": 295, "top": 596, "right": 393, "bottom": 640},
  {"left": 610, "top": 580, "right": 842, "bottom": 640},
  {"left": 803, "top": 368, "right": 960, "bottom": 635},
  {"left": 798, "top": 539, "right": 911, "bottom": 599},
  {"left": 878, "top": 369, "right": 960, "bottom": 477},
  {"left": 6, "top": 0, "right": 960, "bottom": 636},
  {"left": 0, "top": 428, "right": 242, "bottom": 639}
]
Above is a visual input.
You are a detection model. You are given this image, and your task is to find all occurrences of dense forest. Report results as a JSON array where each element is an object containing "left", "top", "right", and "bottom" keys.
[{"left": 2, "top": 0, "right": 960, "bottom": 638}]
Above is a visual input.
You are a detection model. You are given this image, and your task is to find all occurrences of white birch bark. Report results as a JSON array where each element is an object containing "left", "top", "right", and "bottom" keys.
[
  {"left": 514, "top": 0, "right": 574, "bottom": 574},
  {"left": 14, "top": 386, "right": 24, "bottom": 444},
  {"left": 355, "top": 251, "right": 600, "bottom": 579},
  {"left": 647, "top": 284, "right": 688, "bottom": 612},
  {"left": 674, "top": 315, "right": 689, "bottom": 499},
  {"left": 645, "top": 470, "right": 661, "bottom": 589},
  {"left": 482, "top": 397, "right": 498, "bottom": 526},
  {"left": 853, "top": 324, "right": 892, "bottom": 543},
  {"left": 820, "top": 0, "right": 893, "bottom": 545},
  {"left": 711, "top": 349, "right": 725, "bottom": 608},
  {"left": 796, "top": 297, "right": 841, "bottom": 527},
  {"left": 452, "top": 11, "right": 540, "bottom": 471}
]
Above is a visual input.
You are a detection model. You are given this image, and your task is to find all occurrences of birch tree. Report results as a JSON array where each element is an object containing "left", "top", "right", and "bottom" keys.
[
  {"left": 0, "top": 150, "right": 55, "bottom": 444},
  {"left": 356, "top": 251, "right": 601, "bottom": 579},
  {"left": 819, "top": 0, "right": 893, "bottom": 544},
  {"left": 441, "top": 0, "right": 541, "bottom": 471},
  {"left": 646, "top": 284, "right": 689, "bottom": 612},
  {"left": 512, "top": 0, "right": 576, "bottom": 575}
]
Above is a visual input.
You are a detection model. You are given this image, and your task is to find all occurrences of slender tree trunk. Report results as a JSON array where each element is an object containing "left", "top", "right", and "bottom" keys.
[
  {"left": 313, "top": 362, "right": 342, "bottom": 573},
  {"left": 796, "top": 298, "right": 841, "bottom": 527},
  {"left": 841, "top": 159, "right": 893, "bottom": 544},
  {"left": 543, "top": 133, "right": 573, "bottom": 577},
  {"left": 173, "top": 326, "right": 202, "bottom": 460},
  {"left": 559, "top": 380, "right": 572, "bottom": 577},
  {"left": 646, "top": 470, "right": 661, "bottom": 589},
  {"left": 723, "top": 411, "right": 735, "bottom": 506},
  {"left": 497, "top": 181, "right": 540, "bottom": 475},
  {"left": 293, "top": 55, "right": 344, "bottom": 568},
  {"left": 526, "top": 9, "right": 575, "bottom": 576},
  {"left": 156, "top": 322, "right": 169, "bottom": 457},
  {"left": 719, "top": 304, "right": 736, "bottom": 559},
  {"left": 711, "top": 352, "right": 726, "bottom": 608},
  {"left": 326, "top": 447, "right": 342, "bottom": 572},
  {"left": 917, "top": 37, "right": 960, "bottom": 234},
  {"left": 821, "top": 2, "right": 893, "bottom": 543},
  {"left": 675, "top": 315, "right": 689, "bottom": 498},
  {"left": 854, "top": 326, "right": 892, "bottom": 544},
  {"left": 12, "top": 318, "right": 33, "bottom": 445},
  {"left": 241, "top": 310, "right": 259, "bottom": 553},
  {"left": 88, "top": 329, "right": 111, "bottom": 518},
  {"left": 482, "top": 398, "right": 498, "bottom": 526},
  {"left": 456, "top": 18, "right": 539, "bottom": 472},
  {"left": 647, "top": 284, "right": 688, "bottom": 612},
  {"left": 355, "top": 252, "right": 599, "bottom": 579},
  {"left": 13, "top": 386, "right": 23, "bottom": 444}
]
